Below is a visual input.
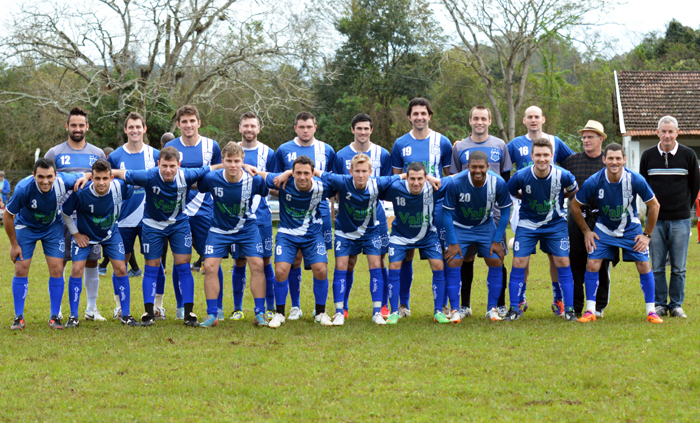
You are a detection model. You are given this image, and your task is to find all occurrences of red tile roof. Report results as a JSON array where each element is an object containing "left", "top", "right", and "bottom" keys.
[{"left": 615, "top": 71, "right": 700, "bottom": 136}]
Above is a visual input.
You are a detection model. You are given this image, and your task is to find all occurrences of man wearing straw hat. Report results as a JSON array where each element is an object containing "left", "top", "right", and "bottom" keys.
[{"left": 562, "top": 120, "right": 616, "bottom": 317}]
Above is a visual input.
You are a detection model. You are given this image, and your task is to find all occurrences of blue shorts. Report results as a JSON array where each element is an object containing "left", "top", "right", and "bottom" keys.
[
  {"left": 321, "top": 205, "right": 333, "bottom": 251},
  {"left": 16, "top": 222, "right": 65, "bottom": 260},
  {"left": 454, "top": 224, "right": 500, "bottom": 260},
  {"left": 513, "top": 220, "right": 570, "bottom": 258},
  {"left": 63, "top": 222, "right": 100, "bottom": 261},
  {"left": 334, "top": 230, "right": 383, "bottom": 258},
  {"left": 275, "top": 231, "right": 327, "bottom": 265},
  {"left": 388, "top": 230, "right": 443, "bottom": 263},
  {"left": 119, "top": 226, "right": 142, "bottom": 255},
  {"left": 189, "top": 214, "right": 212, "bottom": 256},
  {"left": 379, "top": 219, "right": 390, "bottom": 255},
  {"left": 204, "top": 226, "right": 263, "bottom": 259},
  {"left": 589, "top": 227, "right": 649, "bottom": 262},
  {"left": 434, "top": 203, "right": 447, "bottom": 249},
  {"left": 141, "top": 220, "right": 193, "bottom": 260},
  {"left": 230, "top": 221, "right": 273, "bottom": 260},
  {"left": 73, "top": 232, "right": 125, "bottom": 262}
]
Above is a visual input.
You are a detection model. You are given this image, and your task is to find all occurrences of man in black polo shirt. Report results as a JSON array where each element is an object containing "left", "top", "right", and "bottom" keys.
[
  {"left": 640, "top": 115, "right": 700, "bottom": 319},
  {"left": 563, "top": 120, "right": 616, "bottom": 317}
]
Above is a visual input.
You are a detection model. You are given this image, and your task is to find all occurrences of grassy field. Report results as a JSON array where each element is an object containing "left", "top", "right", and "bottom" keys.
[{"left": 1, "top": 228, "right": 699, "bottom": 422}]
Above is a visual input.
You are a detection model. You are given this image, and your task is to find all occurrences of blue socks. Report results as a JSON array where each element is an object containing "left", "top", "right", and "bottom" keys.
[
  {"left": 174, "top": 263, "right": 194, "bottom": 304},
  {"left": 445, "top": 266, "right": 461, "bottom": 311},
  {"left": 557, "top": 266, "right": 574, "bottom": 311},
  {"left": 432, "top": 270, "right": 445, "bottom": 313},
  {"left": 332, "top": 269, "right": 347, "bottom": 314},
  {"left": 509, "top": 267, "right": 526, "bottom": 309},
  {"left": 48, "top": 277, "right": 64, "bottom": 317},
  {"left": 487, "top": 266, "right": 503, "bottom": 311},
  {"left": 172, "top": 264, "right": 183, "bottom": 308},
  {"left": 12, "top": 276, "right": 28, "bottom": 317},
  {"left": 264, "top": 263, "right": 275, "bottom": 311},
  {"left": 143, "top": 265, "right": 159, "bottom": 306},
  {"left": 552, "top": 281, "right": 563, "bottom": 302},
  {"left": 206, "top": 299, "right": 218, "bottom": 316},
  {"left": 399, "top": 260, "right": 413, "bottom": 307},
  {"left": 584, "top": 270, "right": 599, "bottom": 303},
  {"left": 274, "top": 278, "right": 288, "bottom": 308},
  {"left": 288, "top": 267, "right": 302, "bottom": 308},
  {"left": 313, "top": 277, "right": 328, "bottom": 307},
  {"left": 388, "top": 268, "right": 401, "bottom": 312},
  {"left": 640, "top": 271, "right": 655, "bottom": 303},
  {"left": 369, "top": 267, "right": 383, "bottom": 314},
  {"left": 156, "top": 264, "right": 165, "bottom": 296},
  {"left": 232, "top": 265, "right": 246, "bottom": 311},
  {"left": 217, "top": 265, "right": 224, "bottom": 310},
  {"left": 343, "top": 270, "right": 354, "bottom": 312},
  {"left": 381, "top": 267, "right": 389, "bottom": 306},
  {"left": 115, "top": 275, "right": 130, "bottom": 316},
  {"left": 254, "top": 297, "right": 265, "bottom": 316},
  {"left": 68, "top": 276, "right": 83, "bottom": 317}
]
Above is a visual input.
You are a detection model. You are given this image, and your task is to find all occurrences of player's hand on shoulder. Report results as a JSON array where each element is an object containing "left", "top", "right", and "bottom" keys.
[
  {"left": 74, "top": 174, "right": 92, "bottom": 191},
  {"left": 273, "top": 170, "right": 293, "bottom": 189},
  {"left": 243, "top": 164, "right": 258, "bottom": 176},
  {"left": 427, "top": 176, "right": 441, "bottom": 190}
]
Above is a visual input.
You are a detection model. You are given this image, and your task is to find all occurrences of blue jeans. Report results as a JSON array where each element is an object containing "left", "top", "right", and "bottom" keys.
[{"left": 650, "top": 218, "right": 691, "bottom": 309}]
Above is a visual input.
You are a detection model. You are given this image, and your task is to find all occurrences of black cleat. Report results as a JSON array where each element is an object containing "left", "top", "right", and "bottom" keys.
[
  {"left": 65, "top": 316, "right": 80, "bottom": 328},
  {"left": 563, "top": 311, "right": 579, "bottom": 322},
  {"left": 10, "top": 315, "right": 25, "bottom": 330},
  {"left": 121, "top": 315, "right": 141, "bottom": 327},
  {"left": 184, "top": 312, "right": 199, "bottom": 327},
  {"left": 502, "top": 307, "right": 523, "bottom": 321},
  {"left": 140, "top": 313, "right": 156, "bottom": 326},
  {"left": 48, "top": 315, "right": 64, "bottom": 330}
]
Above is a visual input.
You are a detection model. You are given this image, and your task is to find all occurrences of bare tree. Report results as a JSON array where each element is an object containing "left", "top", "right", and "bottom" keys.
[
  {"left": 0, "top": 0, "right": 317, "bottom": 140},
  {"left": 440, "top": 0, "right": 607, "bottom": 140}
]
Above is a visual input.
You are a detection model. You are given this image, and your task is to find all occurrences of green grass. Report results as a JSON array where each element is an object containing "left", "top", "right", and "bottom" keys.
[{"left": 2, "top": 229, "right": 700, "bottom": 422}]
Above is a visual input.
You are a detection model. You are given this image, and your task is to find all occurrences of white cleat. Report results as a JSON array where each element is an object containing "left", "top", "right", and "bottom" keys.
[
  {"left": 332, "top": 312, "right": 345, "bottom": 326},
  {"left": 485, "top": 308, "right": 503, "bottom": 321},
  {"left": 372, "top": 312, "right": 387, "bottom": 325},
  {"left": 154, "top": 307, "right": 167, "bottom": 320},
  {"left": 497, "top": 306, "right": 507, "bottom": 318},
  {"left": 85, "top": 310, "right": 106, "bottom": 322},
  {"left": 58, "top": 306, "right": 63, "bottom": 320},
  {"left": 398, "top": 305, "right": 411, "bottom": 318},
  {"left": 315, "top": 312, "right": 333, "bottom": 326},
  {"left": 268, "top": 313, "right": 286, "bottom": 328},
  {"left": 113, "top": 307, "right": 122, "bottom": 320},
  {"left": 288, "top": 307, "right": 303, "bottom": 320},
  {"left": 459, "top": 306, "right": 472, "bottom": 319},
  {"left": 449, "top": 309, "right": 461, "bottom": 323}
]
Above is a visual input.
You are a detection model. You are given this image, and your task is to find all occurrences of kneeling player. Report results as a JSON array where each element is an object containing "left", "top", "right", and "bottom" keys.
[
  {"left": 4, "top": 159, "right": 85, "bottom": 330},
  {"left": 62, "top": 159, "right": 138, "bottom": 327},
  {"left": 382, "top": 162, "right": 448, "bottom": 324},
  {"left": 443, "top": 151, "right": 512, "bottom": 321},
  {"left": 570, "top": 143, "right": 662, "bottom": 323},
  {"left": 197, "top": 142, "right": 269, "bottom": 327}
]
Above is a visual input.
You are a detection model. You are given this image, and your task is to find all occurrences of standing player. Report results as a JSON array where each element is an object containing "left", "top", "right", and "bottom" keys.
[
  {"left": 507, "top": 105, "right": 575, "bottom": 316},
  {"left": 390, "top": 98, "right": 452, "bottom": 317},
  {"left": 107, "top": 112, "right": 162, "bottom": 319},
  {"left": 45, "top": 107, "right": 106, "bottom": 321},
  {"left": 382, "top": 162, "right": 449, "bottom": 324},
  {"left": 230, "top": 112, "right": 277, "bottom": 321},
  {"left": 274, "top": 112, "right": 336, "bottom": 320},
  {"left": 333, "top": 113, "right": 392, "bottom": 319},
  {"left": 506, "top": 138, "right": 578, "bottom": 322},
  {"left": 61, "top": 160, "right": 138, "bottom": 327},
  {"left": 570, "top": 143, "right": 662, "bottom": 323},
  {"left": 111, "top": 147, "right": 221, "bottom": 326},
  {"left": 165, "top": 105, "right": 223, "bottom": 320},
  {"left": 443, "top": 151, "right": 512, "bottom": 321},
  {"left": 197, "top": 142, "right": 270, "bottom": 327},
  {"left": 252, "top": 156, "right": 336, "bottom": 328},
  {"left": 4, "top": 159, "right": 84, "bottom": 330},
  {"left": 450, "top": 105, "right": 513, "bottom": 318}
]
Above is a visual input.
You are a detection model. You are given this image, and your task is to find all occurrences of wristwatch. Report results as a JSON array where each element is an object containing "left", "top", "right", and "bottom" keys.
[{"left": 642, "top": 232, "right": 651, "bottom": 238}]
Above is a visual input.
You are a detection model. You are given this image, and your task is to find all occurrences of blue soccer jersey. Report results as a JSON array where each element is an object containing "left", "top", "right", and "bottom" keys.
[
  {"left": 320, "top": 172, "right": 399, "bottom": 239},
  {"left": 507, "top": 134, "right": 575, "bottom": 171},
  {"left": 575, "top": 168, "right": 655, "bottom": 237},
  {"left": 391, "top": 130, "right": 452, "bottom": 178},
  {"left": 61, "top": 180, "right": 134, "bottom": 243},
  {"left": 508, "top": 165, "right": 578, "bottom": 229},
  {"left": 107, "top": 145, "right": 159, "bottom": 228},
  {"left": 198, "top": 169, "right": 268, "bottom": 234},
  {"left": 6, "top": 173, "right": 82, "bottom": 229},
  {"left": 443, "top": 171, "right": 512, "bottom": 229},
  {"left": 275, "top": 138, "right": 335, "bottom": 174},
  {"left": 333, "top": 144, "right": 392, "bottom": 177},
  {"left": 241, "top": 142, "right": 276, "bottom": 224},
  {"left": 124, "top": 167, "right": 210, "bottom": 229},
  {"left": 165, "top": 136, "right": 221, "bottom": 217},
  {"left": 265, "top": 173, "right": 335, "bottom": 237},
  {"left": 382, "top": 178, "right": 451, "bottom": 245}
]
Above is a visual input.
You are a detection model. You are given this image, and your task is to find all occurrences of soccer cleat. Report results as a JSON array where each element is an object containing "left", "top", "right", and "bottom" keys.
[
  {"left": 253, "top": 313, "right": 269, "bottom": 327},
  {"left": 551, "top": 300, "right": 564, "bottom": 316},
  {"left": 265, "top": 310, "right": 275, "bottom": 320},
  {"left": 127, "top": 269, "right": 143, "bottom": 278},
  {"left": 398, "top": 305, "right": 411, "bottom": 318},
  {"left": 647, "top": 312, "right": 663, "bottom": 324},
  {"left": 385, "top": 312, "right": 400, "bottom": 325},
  {"left": 459, "top": 306, "right": 472, "bottom": 319},
  {"left": 217, "top": 309, "right": 224, "bottom": 321},
  {"left": 332, "top": 312, "right": 345, "bottom": 326},
  {"left": 670, "top": 307, "right": 687, "bottom": 318},
  {"left": 442, "top": 305, "right": 451, "bottom": 316},
  {"left": 655, "top": 305, "right": 667, "bottom": 317},
  {"left": 190, "top": 259, "right": 202, "bottom": 273},
  {"left": 11, "top": 315, "right": 25, "bottom": 330},
  {"left": 175, "top": 307, "right": 185, "bottom": 320},
  {"left": 314, "top": 312, "right": 333, "bottom": 326},
  {"left": 563, "top": 311, "right": 578, "bottom": 322},
  {"left": 434, "top": 311, "right": 450, "bottom": 324},
  {"left": 595, "top": 310, "right": 605, "bottom": 319},
  {"left": 121, "top": 315, "right": 140, "bottom": 327},
  {"left": 343, "top": 309, "right": 349, "bottom": 319},
  {"left": 497, "top": 306, "right": 507, "bottom": 318},
  {"left": 519, "top": 300, "right": 529, "bottom": 313},
  {"left": 578, "top": 310, "right": 597, "bottom": 323},
  {"left": 140, "top": 313, "right": 156, "bottom": 326},
  {"left": 268, "top": 313, "right": 286, "bottom": 328},
  {"left": 98, "top": 267, "right": 107, "bottom": 276},
  {"left": 85, "top": 310, "right": 106, "bottom": 322},
  {"left": 57, "top": 307, "right": 63, "bottom": 320},
  {"left": 288, "top": 307, "right": 303, "bottom": 320},
  {"left": 48, "top": 315, "right": 64, "bottom": 330},
  {"left": 503, "top": 307, "right": 523, "bottom": 321},
  {"left": 372, "top": 312, "right": 387, "bottom": 325},
  {"left": 485, "top": 308, "right": 502, "bottom": 321},
  {"left": 65, "top": 316, "right": 80, "bottom": 328},
  {"left": 200, "top": 314, "right": 219, "bottom": 328},
  {"left": 449, "top": 310, "right": 461, "bottom": 323},
  {"left": 154, "top": 307, "right": 167, "bottom": 320},
  {"left": 113, "top": 307, "right": 122, "bottom": 320},
  {"left": 184, "top": 312, "right": 200, "bottom": 327},
  {"left": 380, "top": 305, "right": 390, "bottom": 319},
  {"left": 229, "top": 310, "right": 245, "bottom": 321}
]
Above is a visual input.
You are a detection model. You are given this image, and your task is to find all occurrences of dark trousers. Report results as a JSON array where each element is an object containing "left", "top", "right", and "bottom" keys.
[{"left": 568, "top": 215, "right": 611, "bottom": 314}]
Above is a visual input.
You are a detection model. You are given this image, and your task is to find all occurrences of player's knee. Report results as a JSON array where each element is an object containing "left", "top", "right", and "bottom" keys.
[
  {"left": 247, "top": 257, "right": 264, "bottom": 272},
  {"left": 113, "top": 262, "right": 128, "bottom": 277}
]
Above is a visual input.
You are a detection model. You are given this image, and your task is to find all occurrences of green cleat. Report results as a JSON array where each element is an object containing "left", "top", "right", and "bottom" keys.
[
  {"left": 434, "top": 311, "right": 450, "bottom": 324},
  {"left": 229, "top": 310, "right": 245, "bottom": 321},
  {"left": 385, "top": 312, "right": 400, "bottom": 325}
]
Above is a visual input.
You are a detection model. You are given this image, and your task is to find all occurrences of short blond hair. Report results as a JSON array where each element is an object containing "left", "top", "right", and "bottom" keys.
[
  {"left": 350, "top": 154, "right": 372, "bottom": 171},
  {"left": 222, "top": 141, "right": 245, "bottom": 159}
]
